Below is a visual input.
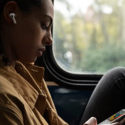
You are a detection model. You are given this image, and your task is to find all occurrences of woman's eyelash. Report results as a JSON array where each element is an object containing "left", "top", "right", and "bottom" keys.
[{"left": 41, "top": 24, "right": 48, "bottom": 30}]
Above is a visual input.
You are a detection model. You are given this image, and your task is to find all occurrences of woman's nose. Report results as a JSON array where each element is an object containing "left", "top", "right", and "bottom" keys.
[
  {"left": 43, "top": 36, "right": 53, "bottom": 46},
  {"left": 43, "top": 32, "right": 53, "bottom": 46}
]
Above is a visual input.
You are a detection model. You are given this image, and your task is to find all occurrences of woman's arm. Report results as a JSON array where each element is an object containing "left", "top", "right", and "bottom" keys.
[{"left": 0, "top": 105, "right": 24, "bottom": 125}]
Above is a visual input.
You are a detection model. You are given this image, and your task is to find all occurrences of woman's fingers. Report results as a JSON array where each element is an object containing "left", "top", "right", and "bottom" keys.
[
  {"left": 119, "top": 117, "right": 125, "bottom": 125},
  {"left": 83, "top": 117, "right": 97, "bottom": 125}
]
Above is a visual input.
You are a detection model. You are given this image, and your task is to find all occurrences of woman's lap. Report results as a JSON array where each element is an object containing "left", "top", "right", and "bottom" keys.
[{"left": 79, "top": 67, "right": 125, "bottom": 125}]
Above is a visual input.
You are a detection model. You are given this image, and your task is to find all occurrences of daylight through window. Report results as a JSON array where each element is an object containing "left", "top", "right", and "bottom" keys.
[{"left": 53, "top": 0, "right": 125, "bottom": 74}]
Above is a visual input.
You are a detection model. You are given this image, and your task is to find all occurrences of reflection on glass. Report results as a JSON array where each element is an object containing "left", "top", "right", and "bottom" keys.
[{"left": 53, "top": 0, "right": 125, "bottom": 74}]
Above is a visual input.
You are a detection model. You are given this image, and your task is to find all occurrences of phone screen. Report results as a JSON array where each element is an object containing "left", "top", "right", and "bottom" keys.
[{"left": 99, "top": 109, "right": 125, "bottom": 125}]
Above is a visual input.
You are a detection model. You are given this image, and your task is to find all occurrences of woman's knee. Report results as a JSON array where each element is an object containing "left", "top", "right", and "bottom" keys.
[
  {"left": 98, "top": 67, "right": 125, "bottom": 88},
  {"left": 104, "top": 67, "right": 125, "bottom": 81}
]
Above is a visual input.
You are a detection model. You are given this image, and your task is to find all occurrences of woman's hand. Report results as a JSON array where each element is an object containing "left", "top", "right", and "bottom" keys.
[
  {"left": 83, "top": 117, "right": 97, "bottom": 125},
  {"left": 83, "top": 117, "right": 125, "bottom": 125}
]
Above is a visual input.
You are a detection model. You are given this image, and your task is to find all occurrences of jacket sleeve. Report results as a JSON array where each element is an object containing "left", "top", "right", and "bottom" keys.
[{"left": 0, "top": 105, "right": 24, "bottom": 125}]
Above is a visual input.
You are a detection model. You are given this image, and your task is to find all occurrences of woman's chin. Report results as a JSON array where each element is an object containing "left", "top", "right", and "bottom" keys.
[
  {"left": 29, "top": 57, "right": 38, "bottom": 63},
  {"left": 18, "top": 57, "right": 37, "bottom": 64}
]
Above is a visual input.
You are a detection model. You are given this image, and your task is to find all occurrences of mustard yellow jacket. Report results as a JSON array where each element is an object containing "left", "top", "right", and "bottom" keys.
[{"left": 0, "top": 56, "right": 68, "bottom": 125}]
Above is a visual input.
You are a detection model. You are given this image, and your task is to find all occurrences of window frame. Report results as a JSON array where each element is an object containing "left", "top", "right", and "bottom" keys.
[{"left": 37, "top": 45, "right": 102, "bottom": 88}]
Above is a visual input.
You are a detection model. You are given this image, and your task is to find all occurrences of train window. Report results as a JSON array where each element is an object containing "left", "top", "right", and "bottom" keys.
[{"left": 53, "top": 0, "right": 125, "bottom": 74}]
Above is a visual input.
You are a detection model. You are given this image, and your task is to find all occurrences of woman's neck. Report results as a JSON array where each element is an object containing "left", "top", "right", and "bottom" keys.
[{"left": 1, "top": 39, "right": 16, "bottom": 68}]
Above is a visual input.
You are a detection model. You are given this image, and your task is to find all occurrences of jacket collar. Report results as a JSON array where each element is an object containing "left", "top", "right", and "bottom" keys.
[
  {"left": 0, "top": 56, "right": 46, "bottom": 109},
  {"left": 15, "top": 61, "right": 45, "bottom": 92}
]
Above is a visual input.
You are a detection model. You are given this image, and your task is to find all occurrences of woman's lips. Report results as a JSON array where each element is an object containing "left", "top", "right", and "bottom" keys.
[{"left": 37, "top": 48, "right": 46, "bottom": 57}]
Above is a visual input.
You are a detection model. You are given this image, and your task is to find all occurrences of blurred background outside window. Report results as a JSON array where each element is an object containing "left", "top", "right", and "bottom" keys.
[{"left": 53, "top": 0, "right": 125, "bottom": 74}]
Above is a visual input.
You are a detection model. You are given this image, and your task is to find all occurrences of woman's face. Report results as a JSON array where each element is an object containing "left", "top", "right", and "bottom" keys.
[{"left": 5, "top": 0, "right": 54, "bottom": 63}]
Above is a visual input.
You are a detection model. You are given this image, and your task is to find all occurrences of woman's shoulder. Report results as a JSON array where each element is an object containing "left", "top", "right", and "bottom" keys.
[
  {"left": 0, "top": 75, "right": 24, "bottom": 124},
  {"left": 0, "top": 74, "right": 23, "bottom": 107},
  {"left": 0, "top": 74, "right": 16, "bottom": 91}
]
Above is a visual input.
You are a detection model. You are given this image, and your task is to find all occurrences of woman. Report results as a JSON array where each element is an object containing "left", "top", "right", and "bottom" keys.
[
  {"left": 0, "top": 0, "right": 125, "bottom": 125},
  {"left": 0, "top": 0, "right": 67, "bottom": 124}
]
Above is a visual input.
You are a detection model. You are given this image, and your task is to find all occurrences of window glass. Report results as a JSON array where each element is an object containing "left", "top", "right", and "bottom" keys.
[{"left": 53, "top": 0, "right": 125, "bottom": 74}]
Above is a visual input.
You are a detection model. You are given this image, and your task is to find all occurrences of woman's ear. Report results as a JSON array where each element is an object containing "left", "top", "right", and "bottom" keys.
[{"left": 3, "top": 1, "right": 18, "bottom": 25}]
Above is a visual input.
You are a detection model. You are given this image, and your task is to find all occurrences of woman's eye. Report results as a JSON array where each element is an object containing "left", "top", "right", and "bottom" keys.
[{"left": 41, "top": 24, "right": 48, "bottom": 30}]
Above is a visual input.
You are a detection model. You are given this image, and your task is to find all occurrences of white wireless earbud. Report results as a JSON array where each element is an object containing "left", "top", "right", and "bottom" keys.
[{"left": 9, "top": 13, "right": 17, "bottom": 24}]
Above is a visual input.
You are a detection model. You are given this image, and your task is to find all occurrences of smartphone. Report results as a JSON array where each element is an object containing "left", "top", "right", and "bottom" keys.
[{"left": 99, "top": 109, "right": 125, "bottom": 125}]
